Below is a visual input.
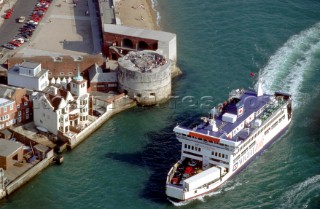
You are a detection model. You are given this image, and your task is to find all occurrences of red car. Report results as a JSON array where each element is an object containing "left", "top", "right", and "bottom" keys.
[
  {"left": 9, "top": 40, "right": 22, "bottom": 47},
  {"left": 4, "top": 9, "right": 13, "bottom": 19}
]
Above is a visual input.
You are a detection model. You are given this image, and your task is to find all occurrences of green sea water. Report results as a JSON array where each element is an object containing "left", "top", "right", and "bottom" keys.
[{"left": 1, "top": 0, "right": 320, "bottom": 208}]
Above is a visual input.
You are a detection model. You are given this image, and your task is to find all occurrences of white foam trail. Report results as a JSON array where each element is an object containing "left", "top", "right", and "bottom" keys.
[
  {"left": 168, "top": 198, "right": 192, "bottom": 206},
  {"left": 224, "top": 182, "right": 242, "bottom": 192},
  {"left": 278, "top": 175, "right": 320, "bottom": 209},
  {"left": 260, "top": 23, "right": 320, "bottom": 109},
  {"left": 151, "top": 0, "right": 161, "bottom": 26}
]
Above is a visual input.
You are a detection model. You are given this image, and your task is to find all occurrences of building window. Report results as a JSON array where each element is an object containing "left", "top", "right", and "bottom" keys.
[
  {"left": 10, "top": 104, "right": 13, "bottom": 110},
  {"left": 18, "top": 111, "right": 21, "bottom": 116},
  {"left": 26, "top": 113, "right": 29, "bottom": 119},
  {"left": 18, "top": 117, "right": 22, "bottom": 123},
  {"left": 3, "top": 107, "right": 7, "bottom": 112},
  {"left": 17, "top": 104, "right": 20, "bottom": 109},
  {"left": 24, "top": 102, "right": 28, "bottom": 106},
  {"left": 26, "top": 108, "right": 29, "bottom": 113},
  {"left": 60, "top": 72, "right": 64, "bottom": 76},
  {"left": 68, "top": 72, "right": 73, "bottom": 75}
]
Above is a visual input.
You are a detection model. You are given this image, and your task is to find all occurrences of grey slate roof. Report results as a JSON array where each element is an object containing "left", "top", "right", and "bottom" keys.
[
  {"left": 0, "top": 139, "right": 23, "bottom": 157},
  {"left": 20, "top": 62, "right": 40, "bottom": 69},
  {"left": 89, "top": 64, "right": 117, "bottom": 83}
]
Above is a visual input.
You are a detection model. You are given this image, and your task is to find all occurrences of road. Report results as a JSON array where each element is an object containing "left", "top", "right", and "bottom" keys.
[{"left": 0, "top": 0, "right": 39, "bottom": 47}]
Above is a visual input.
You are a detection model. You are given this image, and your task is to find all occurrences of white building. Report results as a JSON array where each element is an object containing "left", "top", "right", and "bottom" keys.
[
  {"left": 33, "top": 71, "right": 89, "bottom": 135},
  {"left": 7, "top": 62, "right": 49, "bottom": 91}
]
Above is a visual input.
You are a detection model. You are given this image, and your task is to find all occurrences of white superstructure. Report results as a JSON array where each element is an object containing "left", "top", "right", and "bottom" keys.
[{"left": 166, "top": 82, "right": 292, "bottom": 202}]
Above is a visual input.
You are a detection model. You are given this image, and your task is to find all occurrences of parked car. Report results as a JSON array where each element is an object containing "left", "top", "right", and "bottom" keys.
[
  {"left": 2, "top": 43, "right": 16, "bottom": 50},
  {"left": 4, "top": 8, "right": 13, "bottom": 19},
  {"left": 27, "top": 20, "right": 39, "bottom": 25},
  {"left": 18, "top": 33, "right": 31, "bottom": 38},
  {"left": 13, "top": 38, "right": 24, "bottom": 44},
  {"left": 4, "top": 12, "right": 12, "bottom": 19},
  {"left": 9, "top": 40, "right": 22, "bottom": 47},
  {"left": 13, "top": 35, "right": 30, "bottom": 42},
  {"left": 18, "top": 16, "right": 26, "bottom": 23}
]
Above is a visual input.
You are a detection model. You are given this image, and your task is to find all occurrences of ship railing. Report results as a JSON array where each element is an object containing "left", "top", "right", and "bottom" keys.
[
  {"left": 260, "top": 105, "right": 285, "bottom": 126},
  {"left": 177, "top": 135, "right": 234, "bottom": 151},
  {"left": 166, "top": 162, "right": 180, "bottom": 184}
]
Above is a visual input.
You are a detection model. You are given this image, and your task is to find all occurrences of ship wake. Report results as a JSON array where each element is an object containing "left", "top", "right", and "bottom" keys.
[
  {"left": 277, "top": 175, "right": 320, "bottom": 209},
  {"left": 260, "top": 22, "right": 320, "bottom": 109}
]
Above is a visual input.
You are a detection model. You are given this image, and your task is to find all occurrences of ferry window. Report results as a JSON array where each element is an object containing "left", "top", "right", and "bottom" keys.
[
  {"left": 215, "top": 152, "right": 217, "bottom": 156},
  {"left": 192, "top": 146, "right": 194, "bottom": 150},
  {"left": 188, "top": 145, "right": 190, "bottom": 149},
  {"left": 222, "top": 154, "right": 224, "bottom": 158},
  {"left": 184, "top": 144, "right": 187, "bottom": 148},
  {"left": 218, "top": 153, "right": 221, "bottom": 157},
  {"left": 199, "top": 148, "right": 201, "bottom": 152},
  {"left": 225, "top": 155, "right": 228, "bottom": 159}
]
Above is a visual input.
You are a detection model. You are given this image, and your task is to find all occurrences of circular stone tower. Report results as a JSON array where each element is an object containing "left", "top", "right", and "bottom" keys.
[{"left": 118, "top": 51, "right": 171, "bottom": 105}]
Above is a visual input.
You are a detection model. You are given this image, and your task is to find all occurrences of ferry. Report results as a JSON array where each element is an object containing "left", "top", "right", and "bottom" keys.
[{"left": 166, "top": 78, "right": 292, "bottom": 202}]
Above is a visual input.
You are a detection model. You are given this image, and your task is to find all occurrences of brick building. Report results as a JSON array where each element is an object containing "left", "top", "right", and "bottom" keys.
[
  {"left": 102, "top": 24, "right": 177, "bottom": 62},
  {"left": 0, "top": 85, "right": 33, "bottom": 125}
]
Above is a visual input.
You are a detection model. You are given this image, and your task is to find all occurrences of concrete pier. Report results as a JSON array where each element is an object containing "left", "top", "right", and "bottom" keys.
[{"left": 5, "top": 156, "right": 53, "bottom": 196}]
